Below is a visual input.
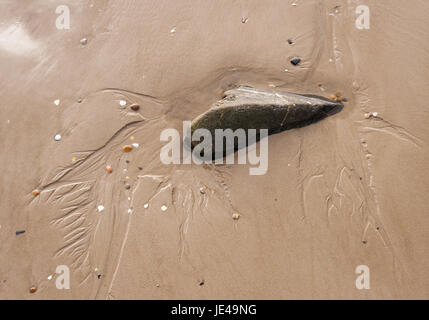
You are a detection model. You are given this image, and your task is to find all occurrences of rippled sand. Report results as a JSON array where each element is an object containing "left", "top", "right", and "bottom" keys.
[{"left": 0, "top": 0, "right": 428, "bottom": 299}]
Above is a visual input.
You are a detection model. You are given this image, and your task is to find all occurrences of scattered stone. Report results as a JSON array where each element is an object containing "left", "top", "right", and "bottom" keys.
[
  {"left": 97, "top": 205, "right": 105, "bottom": 212},
  {"left": 97, "top": 274, "right": 102, "bottom": 279},
  {"left": 29, "top": 286, "right": 37, "bottom": 294},
  {"left": 32, "top": 189, "right": 40, "bottom": 196},
  {"left": 287, "top": 39, "right": 293, "bottom": 45},
  {"left": 122, "top": 145, "right": 133, "bottom": 152},
  {"left": 364, "top": 113, "right": 371, "bottom": 119},
  {"left": 16, "top": 230, "right": 25, "bottom": 235},
  {"left": 284, "top": 68, "right": 289, "bottom": 72},
  {"left": 119, "top": 100, "right": 127, "bottom": 107},
  {"left": 199, "top": 187, "right": 206, "bottom": 195},
  {"left": 362, "top": 240, "right": 367, "bottom": 244},
  {"left": 72, "top": 157, "right": 77, "bottom": 162},
  {"left": 77, "top": 98, "right": 83, "bottom": 103},
  {"left": 232, "top": 212, "right": 240, "bottom": 220},
  {"left": 155, "top": 283, "right": 160, "bottom": 288},
  {"left": 130, "top": 104, "right": 140, "bottom": 111},
  {"left": 352, "top": 81, "right": 360, "bottom": 90},
  {"left": 124, "top": 184, "right": 131, "bottom": 190},
  {"left": 241, "top": 17, "right": 248, "bottom": 24},
  {"left": 290, "top": 57, "right": 301, "bottom": 66},
  {"left": 199, "top": 280, "right": 205, "bottom": 286},
  {"left": 125, "top": 160, "right": 130, "bottom": 164},
  {"left": 144, "top": 203, "right": 149, "bottom": 209},
  {"left": 329, "top": 94, "right": 336, "bottom": 100},
  {"left": 80, "top": 38, "right": 87, "bottom": 45},
  {"left": 170, "top": 27, "right": 176, "bottom": 34},
  {"left": 372, "top": 112, "right": 378, "bottom": 117},
  {"left": 54, "top": 134, "right": 62, "bottom": 141},
  {"left": 132, "top": 143, "right": 139, "bottom": 148},
  {"left": 47, "top": 275, "right": 53, "bottom": 280},
  {"left": 138, "top": 166, "right": 143, "bottom": 170},
  {"left": 106, "top": 165, "right": 113, "bottom": 173},
  {"left": 161, "top": 205, "right": 168, "bottom": 212},
  {"left": 54, "top": 99, "right": 60, "bottom": 106}
]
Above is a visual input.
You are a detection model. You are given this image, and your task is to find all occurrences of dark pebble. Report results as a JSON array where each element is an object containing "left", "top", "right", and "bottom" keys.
[
  {"left": 125, "top": 184, "right": 131, "bottom": 190},
  {"left": 287, "top": 39, "right": 293, "bottom": 45},
  {"left": 16, "top": 230, "right": 25, "bottom": 235},
  {"left": 199, "top": 280, "right": 205, "bottom": 286},
  {"left": 130, "top": 104, "right": 140, "bottom": 111},
  {"left": 138, "top": 167, "right": 143, "bottom": 170},
  {"left": 125, "top": 160, "right": 130, "bottom": 164},
  {"left": 290, "top": 57, "right": 301, "bottom": 66}
]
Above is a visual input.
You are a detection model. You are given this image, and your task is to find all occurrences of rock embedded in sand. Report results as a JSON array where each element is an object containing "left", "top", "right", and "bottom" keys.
[
  {"left": 364, "top": 113, "right": 371, "bottom": 119},
  {"left": 122, "top": 145, "right": 133, "bottom": 152},
  {"left": 124, "top": 183, "right": 131, "bottom": 190},
  {"left": 80, "top": 38, "right": 87, "bottom": 45},
  {"left": 54, "top": 134, "right": 62, "bottom": 141},
  {"left": 106, "top": 165, "right": 113, "bottom": 173},
  {"left": 29, "top": 286, "right": 37, "bottom": 294},
  {"left": 32, "top": 189, "right": 40, "bottom": 196}
]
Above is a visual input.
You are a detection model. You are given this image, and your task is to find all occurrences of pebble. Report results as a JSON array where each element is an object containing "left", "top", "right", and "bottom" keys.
[
  {"left": 119, "top": 100, "right": 127, "bottom": 107},
  {"left": 124, "top": 184, "right": 131, "bottom": 190},
  {"left": 106, "top": 165, "right": 113, "bottom": 173},
  {"left": 97, "top": 205, "right": 105, "bottom": 212},
  {"left": 29, "top": 286, "right": 37, "bottom": 294},
  {"left": 54, "top": 134, "right": 62, "bottom": 141},
  {"left": 32, "top": 189, "right": 40, "bottom": 196},
  {"left": 144, "top": 203, "right": 149, "bottom": 209},
  {"left": 47, "top": 275, "right": 53, "bottom": 280},
  {"left": 241, "top": 17, "right": 248, "bottom": 24},
  {"left": 287, "top": 39, "right": 293, "bottom": 45},
  {"left": 232, "top": 213, "right": 241, "bottom": 220},
  {"left": 170, "top": 27, "right": 176, "bottom": 33},
  {"left": 199, "top": 187, "right": 206, "bottom": 194},
  {"left": 329, "top": 94, "right": 336, "bottom": 100},
  {"left": 16, "top": 230, "right": 25, "bottom": 235},
  {"left": 132, "top": 143, "right": 139, "bottom": 148},
  {"left": 80, "top": 38, "right": 87, "bottom": 46},
  {"left": 123, "top": 145, "right": 133, "bottom": 152},
  {"left": 290, "top": 57, "right": 301, "bottom": 66},
  {"left": 372, "top": 112, "right": 378, "bottom": 117},
  {"left": 72, "top": 157, "right": 77, "bottom": 162},
  {"left": 364, "top": 113, "right": 371, "bottom": 119},
  {"left": 130, "top": 104, "right": 140, "bottom": 111},
  {"left": 127, "top": 209, "right": 133, "bottom": 214},
  {"left": 161, "top": 205, "right": 168, "bottom": 212},
  {"left": 54, "top": 99, "right": 60, "bottom": 106}
]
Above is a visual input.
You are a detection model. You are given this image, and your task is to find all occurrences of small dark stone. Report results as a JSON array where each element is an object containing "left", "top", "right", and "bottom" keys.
[
  {"left": 290, "top": 57, "right": 301, "bottom": 66},
  {"left": 125, "top": 160, "right": 130, "bottom": 164},
  {"left": 125, "top": 184, "right": 131, "bottom": 190},
  {"left": 199, "top": 280, "right": 205, "bottom": 286},
  {"left": 362, "top": 240, "right": 367, "bottom": 244},
  {"left": 16, "top": 230, "right": 25, "bottom": 235},
  {"left": 130, "top": 104, "right": 140, "bottom": 111},
  {"left": 138, "top": 167, "right": 143, "bottom": 170},
  {"left": 287, "top": 39, "right": 293, "bottom": 45},
  {"left": 97, "top": 274, "right": 102, "bottom": 279}
]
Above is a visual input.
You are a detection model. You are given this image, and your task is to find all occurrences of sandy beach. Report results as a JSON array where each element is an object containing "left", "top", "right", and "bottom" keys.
[{"left": 0, "top": 0, "right": 428, "bottom": 299}]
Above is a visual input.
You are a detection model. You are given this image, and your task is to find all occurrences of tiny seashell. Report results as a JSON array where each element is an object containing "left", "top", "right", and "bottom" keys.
[
  {"left": 232, "top": 212, "right": 241, "bottom": 220},
  {"left": 144, "top": 203, "right": 149, "bottom": 209},
  {"left": 97, "top": 205, "right": 105, "bottom": 212},
  {"left": 54, "top": 134, "right": 62, "bottom": 141},
  {"left": 161, "top": 205, "right": 168, "bottom": 211},
  {"left": 123, "top": 145, "right": 133, "bottom": 152},
  {"left": 119, "top": 100, "right": 127, "bottom": 107}
]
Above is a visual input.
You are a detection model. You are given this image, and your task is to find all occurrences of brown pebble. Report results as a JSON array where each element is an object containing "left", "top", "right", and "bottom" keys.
[
  {"left": 329, "top": 94, "right": 336, "bottom": 100},
  {"left": 335, "top": 96, "right": 343, "bottom": 102},
  {"left": 124, "top": 184, "right": 131, "bottom": 190},
  {"left": 130, "top": 104, "right": 140, "bottom": 111},
  {"left": 32, "top": 189, "right": 40, "bottom": 196},
  {"left": 106, "top": 165, "right": 113, "bottom": 173},
  {"left": 364, "top": 113, "right": 371, "bottom": 119},
  {"left": 335, "top": 92, "right": 342, "bottom": 97},
  {"left": 122, "top": 145, "right": 133, "bottom": 152},
  {"left": 29, "top": 286, "right": 37, "bottom": 294}
]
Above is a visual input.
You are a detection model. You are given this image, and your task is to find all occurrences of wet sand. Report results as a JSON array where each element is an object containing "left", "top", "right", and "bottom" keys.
[{"left": 0, "top": 0, "right": 428, "bottom": 299}]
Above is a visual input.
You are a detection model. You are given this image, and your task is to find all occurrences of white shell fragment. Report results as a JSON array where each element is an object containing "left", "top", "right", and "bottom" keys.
[
  {"left": 54, "top": 99, "right": 60, "bottom": 106},
  {"left": 97, "top": 205, "right": 105, "bottom": 212},
  {"left": 54, "top": 134, "right": 62, "bottom": 141},
  {"left": 119, "top": 100, "right": 127, "bottom": 107},
  {"left": 143, "top": 203, "right": 149, "bottom": 209},
  {"left": 132, "top": 143, "right": 139, "bottom": 148},
  {"left": 161, "top": 205, "right": 168, "bottom": 211},
  {"left": 128, "top": 209, "right": 133, "bottom": 214}
]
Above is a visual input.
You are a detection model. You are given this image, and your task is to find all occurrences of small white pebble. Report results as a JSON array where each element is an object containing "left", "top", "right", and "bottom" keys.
[
  {"left": 170, "top": 27, "right": 176, "bottom": 33},
  {"left": 161, "top": 205, "right": 167, "bottom": 212},
  {"left": 144, "top": 203, "right": 149, "bottom": 209},
  {"left": 284, "top": 68, "right": 289, "bottom": 72},
  {"left": 132, "top": 143, "right": 139, "bottom": 148},
  {"left": 47, "top": 275, "right": 53, "bottom": 280},
  {"left": 54, "top": 134, "right": 62, "bottom": 141},
  {"left": 119, "top": 100, "right": 127, "bottom": 107},
  {"left": 97, "top": 205, "right": 104, "bottom": 212},
  {"left": 80, "top": 38, "right": 88, "bottom": 45},
  {"left": 372, "top": 112, "right": 378, "bottom": 117},
  {"left": 128, "top": 209, "right": 133, "bottom": 214},
  {"left": 54, "top": 99, "right": 60, "bottom": 106}
]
